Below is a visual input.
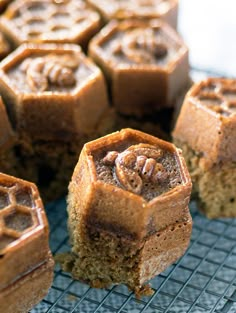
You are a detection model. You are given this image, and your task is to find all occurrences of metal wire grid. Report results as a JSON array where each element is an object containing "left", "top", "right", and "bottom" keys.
[
  {"left": 31, "top": 68, "right": 236, "bottom": 313},
  {"left": 31, "top": 195, "right": 236, "bottom": 313}
]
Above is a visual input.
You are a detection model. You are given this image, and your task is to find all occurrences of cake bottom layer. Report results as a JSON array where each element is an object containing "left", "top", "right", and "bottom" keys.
[
  {"left": 0, "top": 254, "right": 54, "bottom": 313},
  {"left": 174, "top": 139, "right": 236, "bottom": 218},
  {"left": 59, "top": 212, "right": 192, "bottom": 297}
]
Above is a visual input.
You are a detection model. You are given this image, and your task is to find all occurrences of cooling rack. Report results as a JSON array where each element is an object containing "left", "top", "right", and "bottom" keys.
[
  {"left": 31, "top": 75, "right": 236, "bottom": 312},
  {"left": 22, "top": 0, "right": 236, "bottom": 310},
  {"left": 28, "top": 61, "right": 236, "bottom": 313},
  {"left": 31, "top": 195, "right": 236, "bottom": 313}
]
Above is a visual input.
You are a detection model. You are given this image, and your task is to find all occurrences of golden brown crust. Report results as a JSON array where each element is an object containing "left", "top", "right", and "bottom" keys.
[
  {"left": 173, "top": 78, "right": 236, "bottom": 168},
  {"left": 0, "top": 173, "right": 51, "bottom": 289},
  {"left": 0, "top": 43, "right": 109, "bottom": 142},
  {"left": 0, "top": 254, "right": 54, "bottom": 313},
  {"left": 64, "top": 129, "right": 192, "bottom": 295},
  {"left": 0, "top": 0, "right": 101, "bottom": 48},
  {"left": 89, "top": 19, "right": 189, "bottom": 116},
  {"left": 70, "top": 129, "right": 192, "bottom": 239}
]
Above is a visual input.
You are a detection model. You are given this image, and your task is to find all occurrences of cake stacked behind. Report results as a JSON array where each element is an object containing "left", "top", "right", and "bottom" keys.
[
  {"left": 173, "top": 78, "right": 236, "bottom": 218},
  {"left": 0, "top": 43, "right": 111, "bottom": 199},
  {"left": 89, "top": 19, "right": 189, "bottom": 117},
  {"left": 0, "top": 0, "right": 191, "bottom": 201},
  {"left": 0, "top": 172, "right": 54, "bottom": 313},
  {"left": 0, "top": 0, "right": 101, "bottom": 49}
]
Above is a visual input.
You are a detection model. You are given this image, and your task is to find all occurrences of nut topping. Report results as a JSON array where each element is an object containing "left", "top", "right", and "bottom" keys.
[
  {"left": 102, "top": 144, "right": 168, "bottom": 194},
  {"left": 102, "top": 151, "right": 119, "bottom": 165},
  {"left": 116, "top": 150, "right": 136, "bottom": 168},
  {"left": 20, "top": 54, "right": 79, "bottom": 91},
  {"left": 115, "top": 162, "right": 142, "bottom": 194}
]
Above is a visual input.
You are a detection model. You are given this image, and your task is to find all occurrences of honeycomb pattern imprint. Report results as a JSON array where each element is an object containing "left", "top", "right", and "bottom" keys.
[
  {"left": 0, "top": 172, "right": 50, "bottom": 291},
  {"left": 0, "top": 180, "right": 37, "bottom": 253},
  {"left": 0, "top": 0, "right": 101, "bottom": 47},
  {"left": 173, "top": 78, "right": 236, "bottom": 167},
  {"left": 194, "top": 79, "right": 236, "bottom": 116}
]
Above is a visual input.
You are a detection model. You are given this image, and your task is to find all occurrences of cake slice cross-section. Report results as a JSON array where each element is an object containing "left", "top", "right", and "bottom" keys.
[{"left": 173, "top": 78, "right": 236, "bottom": 218}]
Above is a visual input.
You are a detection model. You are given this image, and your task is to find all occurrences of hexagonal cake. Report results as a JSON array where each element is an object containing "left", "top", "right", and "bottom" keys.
[
  {"left": 0, "top": 43, "right": 109, "bottom": 142},
  {"left": 64, "top": 129, "right": 192, "bottom": 296},
  {"left": 0, "top": 0, "right": 101, "bottom": 48},
  {"left": 0, "top": 43, "right": 110, "bottom": 199},
  {"left": 87, "top": 0, "right": 178, "bottom": 29},
  {"left": 173, "top": 78, "right": 236, "bottom": 218},
  {"left": 89, "top": 19, "right": 189, "bottom": 116},
  {"left": 0, "top": 172, "right": 54, "bottom": 313}
]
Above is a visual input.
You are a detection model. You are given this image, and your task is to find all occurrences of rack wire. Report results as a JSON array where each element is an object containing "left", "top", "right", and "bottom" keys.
[
  {"left": 31, "top": 197, "right": 236, "bottom": 313},
  {"left": 31, "top": 67, "right": 236, "bottom": 313}
]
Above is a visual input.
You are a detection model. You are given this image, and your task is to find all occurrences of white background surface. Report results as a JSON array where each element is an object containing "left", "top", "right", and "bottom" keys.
[{"left": 179, "top": 0, "right": 236, "bottom": 76}]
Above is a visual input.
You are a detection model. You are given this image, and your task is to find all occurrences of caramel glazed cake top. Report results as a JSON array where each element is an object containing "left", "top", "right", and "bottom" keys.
[
  {"left": 91, "top": 129, "right": 190, "bottom": 200},
  {"left": 173, "top": 78, "right": 236, "bottom": 166},
  {"left": 90, "top": 19, "right": 187, "bottom": 69},
  {"left": 0, "top": 0, "right": 100, "bottom": 46},
  {"left": 95, "top": 142, "right": 181, "bottom": 202},
  {"left": 0, "top": 43, "right": 109, "bottom": 141},
  {"left": 0, "top": 172, "right": 51, "bottom": 290},
  {"left": 71, "top": 129, "right": 192, "bottom": 239}
]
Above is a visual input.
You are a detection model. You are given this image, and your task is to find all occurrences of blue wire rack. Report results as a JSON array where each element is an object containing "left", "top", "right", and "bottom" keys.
[{"left": 31, "top": 186, "right": 236, "bottom": 312}]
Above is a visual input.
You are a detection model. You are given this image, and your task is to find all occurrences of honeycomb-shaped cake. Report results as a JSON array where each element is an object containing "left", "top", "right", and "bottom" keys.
[
  {"left": 0, "top": 0, "right": 101, "bottom": 48},
  {"left": 0, "top": 172, "right": 50, "bottom": 290},
  {"left": 89, "top": 20, "right": 189, "bottom": 116},
  {"left": 87, "top": 0, "right": 178, "bottom": 28},
  {"left": 69, "top": 128, "right": 192, "bottom": 239},
  {"left": 173, "top": 78, "right": 236, "bottom": 166},
  {"left": 0, "top": 43, "right": 109, "bottom": 141}
]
